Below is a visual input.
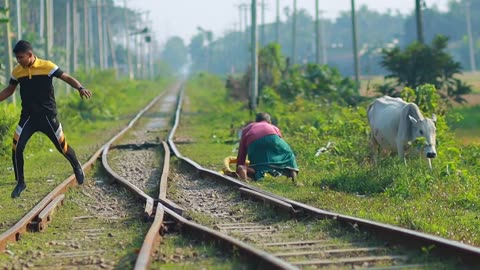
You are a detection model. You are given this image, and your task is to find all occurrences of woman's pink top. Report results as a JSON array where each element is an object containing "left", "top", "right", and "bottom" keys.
[{"left": 237, "top": 121, "right": 282, "bottom": 165}]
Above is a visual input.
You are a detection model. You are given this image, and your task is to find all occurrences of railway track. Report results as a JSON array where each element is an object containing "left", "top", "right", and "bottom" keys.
[{"left": 1, "top": 83, "right": 480, "bottom": 269}]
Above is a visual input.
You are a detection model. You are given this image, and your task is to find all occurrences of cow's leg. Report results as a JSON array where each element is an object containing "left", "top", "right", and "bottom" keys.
[
  {"left": 397, "top": 141, "right": 407, "bottom": 166},
  {"left": 370, "top": 133, "right": 380, "bottom": 166}
]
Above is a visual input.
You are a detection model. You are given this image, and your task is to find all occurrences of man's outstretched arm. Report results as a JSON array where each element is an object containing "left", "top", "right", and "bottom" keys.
[
  {"left": 0, "top": 84, "right": 17, "bottom": 102},
  {"left": 59, "top": 73, "right": 92, "bottom": 99}
]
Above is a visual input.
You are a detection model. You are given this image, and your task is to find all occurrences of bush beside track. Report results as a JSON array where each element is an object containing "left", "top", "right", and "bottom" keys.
[{"left": 175, "top": 73, "right": 480, "bottom": 246}]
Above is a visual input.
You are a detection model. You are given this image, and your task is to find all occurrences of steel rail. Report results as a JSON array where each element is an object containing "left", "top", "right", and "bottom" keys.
[
  {"left": 0, "top": 146, "right": 102, "bottom": 251},
  {"left": 159, "top": 203, "right": 298, "bottom": 270},
  {"left": 134, "top": 141, "right": 170, "bottom": 270},
  {"left": 167, "top": 86, "right": 480, "bottom": 264},
  {"left": 96, "top": 85, "right": 297, "bottom": 269},
  {"left": 0, "top": 85, "right": 173, "bottom": 252}
]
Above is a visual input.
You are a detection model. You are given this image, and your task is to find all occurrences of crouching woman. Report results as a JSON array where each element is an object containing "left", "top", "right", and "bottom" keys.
[{"left": 236, "top": 112, "right": 299, "bottom": 181}]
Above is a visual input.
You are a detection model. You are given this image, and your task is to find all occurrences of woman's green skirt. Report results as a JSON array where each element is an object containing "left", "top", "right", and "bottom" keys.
[{"left": 247, "top": 134, "right": 299, "bottom": 180}]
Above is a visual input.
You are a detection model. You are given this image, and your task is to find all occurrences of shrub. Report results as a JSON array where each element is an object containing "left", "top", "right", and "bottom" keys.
[
  {"left": 380, "top": 35, "right": 472, "bottom": 103},
  {"left": 0, "top": 104, "right": 19, "bottom": 157}
]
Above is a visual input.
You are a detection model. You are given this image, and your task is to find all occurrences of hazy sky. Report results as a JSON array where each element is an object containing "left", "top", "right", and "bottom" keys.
[{"left": 127, "top": 0, "right": 450, "bottom": 44}]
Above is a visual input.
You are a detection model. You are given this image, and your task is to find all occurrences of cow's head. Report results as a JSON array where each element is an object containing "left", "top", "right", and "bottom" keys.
[{"left": 409, "top": 114, "right": 437, "bottom": 158}]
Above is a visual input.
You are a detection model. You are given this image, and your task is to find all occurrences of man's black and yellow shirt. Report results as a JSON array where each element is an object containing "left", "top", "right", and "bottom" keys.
[{"left": 9, "top": 57, "right": 64, "bottom": 117}]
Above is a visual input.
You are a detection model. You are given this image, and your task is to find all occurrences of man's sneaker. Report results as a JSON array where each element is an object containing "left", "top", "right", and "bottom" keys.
[
  {"left": 74, "top": 166, "right": 85, "bottom": 185},
  {"left": 11, "top": 182, "right": 26, "bottom": 198}
]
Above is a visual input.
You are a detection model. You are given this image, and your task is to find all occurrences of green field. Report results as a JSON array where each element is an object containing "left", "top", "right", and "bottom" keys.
[{"left": 175, "top": 74, "right": 480, "bottom": 248}]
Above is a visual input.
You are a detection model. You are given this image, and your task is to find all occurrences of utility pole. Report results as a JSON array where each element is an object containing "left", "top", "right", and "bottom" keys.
[
  {"left": 260, "top": 0, "right": 265, "bottom": 46},
  {"left": 47, "top": 0, "right": 53, "bottom": 58},
  {"left": 291, "top": 0, "right": 296, "bottom": 64},
  {"left": 251, "top": 0, "right": 258, "bottom": 111},
  {"left": 105, "top": 7, "right": 118, "bottom": 76},
  {"left": 321, "top": 11, "right": 327, "bottom": 64},
  {"left": 83, "top": 0, "right": 89, "bottom": 69},
  {"left": 124, "top": 0, "right": 133, "bottom": 79},
  {"left": 16, "top": 0, "right": 21, "bottom": 40},
  {"left": 2, "top": 0, "right": 15, "bottom": 104},
  {"left": 236, "top": 4, "right": 243, "bottom": 33},
  {"left": 135, "top": 20, "right": 140, "bottom": 78},
  {"left": 243, "top": 4, "right": 248, "bottom": 44},
  {"left": 97, "top": 0, "right": 104, "bottom": 69},
  {"left": 44, "top": 0, "right": 50, "bottom": 59},
  {"left": 275, "top": 0, "right": 280, "bottom": 43},
  {"left": 72, "top": 0, "right": 78, "bottom": 71},
  {"left": 315, "top": 0, "right": 320, "bottom": 64},
  {"left": 465, "top": 0, "right": 476, "bottom": 72},
  {"left": 106, "top": 20, "right": 118, "bottom": 74},
  {"left": 89, "top": 3, "right": 95, "bottom": 69},
  {"left": 351, "top": 0, "right": 360, "bottom": 85},
  {"left": 39, "top": 0, "right": 44, "bottom": 39},
  {"left": 415, "top": 0, "right": 424, "bottom": 43},
  {"left": 66, "top": 0, "right": 71, "bottom": 93},
  {"left": 103, "top": 1, "right": 109, "bottom": 69}
]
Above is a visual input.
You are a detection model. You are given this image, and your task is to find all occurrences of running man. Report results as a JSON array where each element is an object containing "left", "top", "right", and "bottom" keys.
[{"left": 0, "top": 40, "right": 92, "bottom": 198}]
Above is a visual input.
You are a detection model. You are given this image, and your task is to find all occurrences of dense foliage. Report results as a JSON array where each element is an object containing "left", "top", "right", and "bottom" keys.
[
  {"left": 380, "top": 35, "right": 472, "bottom": 103},
  {"left": 226, "top": 44, "right": 361, "bottom": 107}
]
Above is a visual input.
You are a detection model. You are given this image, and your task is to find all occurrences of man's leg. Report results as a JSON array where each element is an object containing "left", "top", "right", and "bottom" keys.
[
  {"left": 12, "top": 117, "right": 35, "bottom": 198},
  {"left": 42, "top": 115, "right": 84, "bottom": 184}
]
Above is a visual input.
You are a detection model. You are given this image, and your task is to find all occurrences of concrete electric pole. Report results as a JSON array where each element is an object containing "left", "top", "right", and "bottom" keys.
[{"left": 250, "top": 0, "right": 258, "bottom": 111}]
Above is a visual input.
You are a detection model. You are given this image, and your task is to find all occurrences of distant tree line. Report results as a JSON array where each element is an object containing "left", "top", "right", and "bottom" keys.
[
  {"left": 162, "top": 0, "right": 480, "bottom": 77},
  {"left": 0, "top": 0, "right": 168, "bottom": 86}
]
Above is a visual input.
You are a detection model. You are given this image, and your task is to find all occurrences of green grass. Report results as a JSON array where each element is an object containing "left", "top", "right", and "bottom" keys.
[
  {"left": 174, "top": 74, "right": 480, "bottom": 248},
  {"left": 0, "top": 75, "right": 172, "bottom": 233},
  {"left": 0, "top": 169, "right": 150, "bottom": 268}
]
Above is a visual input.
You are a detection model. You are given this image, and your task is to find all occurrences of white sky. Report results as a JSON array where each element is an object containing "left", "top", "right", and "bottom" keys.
[{"left": 126, "top": 0, "right": 451, "bottom": 44}]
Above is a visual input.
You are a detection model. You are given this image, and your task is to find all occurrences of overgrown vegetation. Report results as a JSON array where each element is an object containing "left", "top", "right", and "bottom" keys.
[
  {"left": 380, "top": 35, "right": 472, "bottom": 103},
  {"left": 176, "top": 73, "right": 480, "bottom": 247},
  {"left": 226, "top": 43, "right": 362, "bottom": 108}
]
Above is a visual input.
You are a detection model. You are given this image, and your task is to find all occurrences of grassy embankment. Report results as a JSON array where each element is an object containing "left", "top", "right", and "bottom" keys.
[
  {"left": 174, "top": 74, "right": 480, "bottom": 248},
  {"left": 0, "top": 70, "right": 171, "bottom": 231}
]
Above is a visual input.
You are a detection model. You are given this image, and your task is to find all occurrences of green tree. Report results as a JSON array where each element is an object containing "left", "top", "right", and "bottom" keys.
[
  {"left": 161, "top": 36, "right": 188, "bottom": 73},
  {"left": 380, "top": 35, "right": 472, "bottom": 103},
  {"left": 258, "top": 43, "right": 286, "bottom": 91}
]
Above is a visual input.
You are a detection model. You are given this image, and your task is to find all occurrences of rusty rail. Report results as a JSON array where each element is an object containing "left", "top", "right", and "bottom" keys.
[
  {"left": 0, "top": 88, "right": 170, "bottom": 252},
  {"left": 167, "top": 85, "right": 480, "bottom": 264},
  {"left": 133, "top": 141, "right": 170, "bottom": 270},
  {"left": 0, "top": 147, "right": 102, "bottom": 251},
  {"left": 95, "top": 85, "right": 297, "bottom": 270}
]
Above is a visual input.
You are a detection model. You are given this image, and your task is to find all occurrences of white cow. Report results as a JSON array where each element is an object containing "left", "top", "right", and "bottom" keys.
[{"left": 367, "top": 96, "right": 437, "bottom": 167}]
